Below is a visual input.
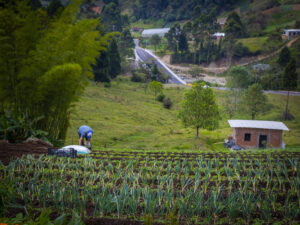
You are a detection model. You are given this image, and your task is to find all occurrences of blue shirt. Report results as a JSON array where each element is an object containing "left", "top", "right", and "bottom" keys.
[{"left": 78, "top": 125, "right": 93, "bottom": 138}]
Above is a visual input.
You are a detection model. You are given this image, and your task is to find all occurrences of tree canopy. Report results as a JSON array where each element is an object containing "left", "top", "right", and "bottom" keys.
[
  {"left": 224, "top": 12, "right": 245, "bottom": 38},
  {"left": 243, "top": 83, "right": 267, "bottom": 119},
  {"left": 178, "top": 83, "right": 220, "bottom": 138},
  {"left": 0, "top": 0, "right": 108, "bottom": 142}
]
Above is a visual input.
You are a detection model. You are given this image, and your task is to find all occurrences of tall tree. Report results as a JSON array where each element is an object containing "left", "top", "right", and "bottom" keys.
[
  {"left": 178, "top": 83, "right": 220, "bottom": 138},
  {"left": 283, "top": 59, "right": 298, "bottom": 120},
  {"left": 0, "top": 0, "right": 108, "bottom": 141},
  {"left": 226, "top": 66, "right": 252, "bottom": 112},
  {"left": 178, "top": 31, "right": 188, "bottom": 53},
  {"left": 119, "top": 28, "right": 134, "bottom": 58},
  {"left": 224, "top": 12, "right": 245, "bottom": 38},
  {"left": 108, "top": 38, "right": 121, "bottom": 78},
  {"left": 165, "top": 23, "right": 181, "bottom": 53},
  {"left": 243, "top": 83, "right": 267, "bottom": 119},
  {"left": 277, "top": 46, "right": 291, "bottom": 67},
  {"left": 101, "top": 2, "right": 122, "bottom": 32},
  {"left": 93, "top": 50, "right": 110, "bottom": 82},
  {"left": 47, "top": 0, "right": 63, "bottom": 16},
  {"left": 150, "top": 34, "right": 161, "bottom": 52}
]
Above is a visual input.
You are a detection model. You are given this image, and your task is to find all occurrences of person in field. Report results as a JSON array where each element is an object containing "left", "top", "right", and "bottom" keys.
[{"left": 78, "top": 125, "right": 93, "bottom": 150}]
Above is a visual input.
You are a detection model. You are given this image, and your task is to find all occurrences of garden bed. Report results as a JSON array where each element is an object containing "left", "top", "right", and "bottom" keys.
[
  {"left": 1, "top": 148, "right": 300, "bottom": 224},
  {"left": 0, "top": 139, "right": 51, "bottom": 165}
]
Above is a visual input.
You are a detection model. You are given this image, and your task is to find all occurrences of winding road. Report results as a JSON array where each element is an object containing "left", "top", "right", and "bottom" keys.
[
  {"left": 134, "top": 39, "right": 300, "bottom": 96},
  {"left": 134, "top": 39, "right": 186, "bottom": 85}
]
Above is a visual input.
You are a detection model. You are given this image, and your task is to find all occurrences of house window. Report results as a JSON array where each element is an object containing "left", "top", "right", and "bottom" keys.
[{"left": 244, "top": 133, "right": 251, "bottom": 141}]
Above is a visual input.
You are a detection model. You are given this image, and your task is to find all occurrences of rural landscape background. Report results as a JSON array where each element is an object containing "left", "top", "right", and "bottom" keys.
[{"left": 0, "top": 0, "right": 300, "bottom": 224}]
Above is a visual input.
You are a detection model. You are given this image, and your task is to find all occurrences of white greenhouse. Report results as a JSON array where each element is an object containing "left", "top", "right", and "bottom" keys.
[{"left": 141, "top": 28, "right": 170, "bottom": 38}]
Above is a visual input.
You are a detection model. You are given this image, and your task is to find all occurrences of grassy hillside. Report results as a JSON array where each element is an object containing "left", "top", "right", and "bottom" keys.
[{"left": 65, "top": 77, "right": 300, "bottom": 150}]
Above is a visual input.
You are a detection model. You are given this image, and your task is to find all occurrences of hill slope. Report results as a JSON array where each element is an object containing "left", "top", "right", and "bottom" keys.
[{"left": 65, "top": 78, "right": 300, "bottom": 150}]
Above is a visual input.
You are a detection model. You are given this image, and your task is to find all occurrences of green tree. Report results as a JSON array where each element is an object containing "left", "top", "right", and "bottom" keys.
[
  {"left": 108, "top": 38, "right": 121, "bottom": 78},
  {"left": 178, "top": 31, "right": 188, "bottom": 53},
  {"left": 224, "top": 12, "right": 245, "bottom": 38},
  {"left": 0, "top": 0, "right": 108, "bottom": 141},
  {"left": 30, "top": 0, "right": 42, "bottom": 10},
  {"left": 101, "top": 2, "right": 122, "bottom": 32},
  {"left": 226, "top": 66, "right": 252, "bottom": 89},
  {"left": 277, "top": 46, "right": 291, "bottom": 67},
  {"left": 93, "top": 50, "right": 110, "bottom": 82},
  {"left": 165, "top": 23, "right": 181, "bottom": 53},
  {"left": 151, "top": 63, "right": 160, "bottom": 81},
  {"left": 150, "top": 34, "right": 161, "bottom": 52},
  {"left": 148, "top": 81, "right": 163, "bottom": 97},
  {"left": 178, "top": 83, "right": 220, "bottom": 138},
  {"left": 243, "top": 83, "right": 267, "bottom": 119},
  {"left": 119, "top": 28, "right": 134, "bottom": 58},
  {"left": 47, "top": 0, "right": 63, "bottom": 16},
  {"left": 226, "top": 66, "right": 252, "bottom": 112},
  {"left": 283, "top": 59, "right": 298, "bottom": 120}
]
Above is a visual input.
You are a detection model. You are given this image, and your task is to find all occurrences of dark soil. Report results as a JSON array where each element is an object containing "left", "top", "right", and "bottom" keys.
[
  {"left": 83, "top": 218, "right": 164, "bottom": 225},
  {"left": 0, "top": 138, "right": 52, "bottom": 165}
]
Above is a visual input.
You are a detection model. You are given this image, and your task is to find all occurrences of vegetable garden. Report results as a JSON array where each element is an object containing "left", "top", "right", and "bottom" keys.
[{"left": 1, "top": 150, "right": 300, "bottom": 224}]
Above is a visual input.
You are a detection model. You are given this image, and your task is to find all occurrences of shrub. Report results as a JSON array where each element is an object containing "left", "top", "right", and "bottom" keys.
[
  {"left": 104, "top": 82, "right": 111, "bottom": 88},
  {"left": 131, "top": 71, "right": 147, "bottom": 83},
  {"left": 156, "top": 94, "right": 165, "bottom": 102},
  {"left": 163, "top": 97, "right": 172, "bottom": 109}
]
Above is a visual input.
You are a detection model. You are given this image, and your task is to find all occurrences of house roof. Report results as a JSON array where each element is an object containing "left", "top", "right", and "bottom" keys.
[
  {"left": 142, "top": 28, "right": 170, "bottom": 37},
  {"left": 228, "top": 120, "right": 289, "bottom": 131},
  {"left": 284, "top": 29, "right": 300, "bottom": 32},
  {"left": 213, "top": 32, "right": 225, "bottom": 37}
]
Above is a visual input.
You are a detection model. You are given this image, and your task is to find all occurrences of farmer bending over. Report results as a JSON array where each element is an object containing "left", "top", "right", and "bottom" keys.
[{"left": 78, "top": 125, "right": 93, "bottom": 150}]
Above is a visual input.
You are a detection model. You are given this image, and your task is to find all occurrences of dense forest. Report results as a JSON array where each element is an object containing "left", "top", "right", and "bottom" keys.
[{"left": 132, "top": 0, "right": 235, "bottom": 22}]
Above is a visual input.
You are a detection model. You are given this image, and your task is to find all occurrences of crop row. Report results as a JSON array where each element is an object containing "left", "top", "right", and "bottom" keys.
[{"left": 1, "top": 154, "right": 299, "bottom": 224}]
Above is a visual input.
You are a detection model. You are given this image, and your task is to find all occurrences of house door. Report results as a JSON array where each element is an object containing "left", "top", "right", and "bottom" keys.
[{"left": 259, "top": 135, "right": 268, "bottom": 148}]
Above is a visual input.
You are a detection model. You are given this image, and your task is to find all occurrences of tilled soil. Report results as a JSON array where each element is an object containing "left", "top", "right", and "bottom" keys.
[
  {"left": 83, "top": 218, "right": 163, "bottom": 225},
  {"left": 0, "top": 138, "right": 52, "bottom": 165}
]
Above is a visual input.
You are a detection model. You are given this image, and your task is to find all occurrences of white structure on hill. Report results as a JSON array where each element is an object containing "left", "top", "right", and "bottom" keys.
[
  {"left": 282, "top": 29, "right": 300, "bottom": 40},
  {"left": 142, "top": 28, "right": 170, "bottom": 38}
]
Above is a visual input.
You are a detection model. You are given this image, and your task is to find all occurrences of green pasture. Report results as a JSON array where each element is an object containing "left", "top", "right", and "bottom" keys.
[
  {"left": 66, "top": 78, "right": 300, "bottom": 150},
  {"left": 238, "top": 37, "right": 268, "bottom": 53},
  {"left": 130, "top": 19, "right": 167, "bottom": 30}
]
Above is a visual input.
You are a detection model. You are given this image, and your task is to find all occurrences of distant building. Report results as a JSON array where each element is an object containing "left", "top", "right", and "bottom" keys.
[
  {"left": 213, "top": 32, "right": 225, "bottom": 41},
  {"left": 252, "top": 64, "right": 271, "bottom": 72},
  {"left": 142, "top": 28, "right": 170, "bottom": 38},
  {"left": 228, "top": 120, "right": 289, "bottom": 149},
  {"left": 217, "top": 17, "right": 227, "bottom": 29},
  {"left": 132, "top": 27, "right": 144, "bottom": 32},
  {"left": 91, "top": 6, "right": 101, "bottom": 14},
  {"left": 282, "top": 29, "right": 300, "bottom": 40}
]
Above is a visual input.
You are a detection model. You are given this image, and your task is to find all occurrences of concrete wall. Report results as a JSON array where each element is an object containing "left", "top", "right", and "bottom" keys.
[{"left": 233, "top": 128, "right": 282, "bottom": 148}]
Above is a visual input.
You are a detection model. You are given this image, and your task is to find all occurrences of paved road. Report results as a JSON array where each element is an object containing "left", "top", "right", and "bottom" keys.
[
  {"left": 134, "top": 39, "right": 300, "bottom": 96},
  {"left": 134, "top": 39, "right": 186, "bottom": 85}
]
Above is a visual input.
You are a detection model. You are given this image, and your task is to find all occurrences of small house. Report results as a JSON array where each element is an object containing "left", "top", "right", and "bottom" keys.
[
  {"left": 228, "top": 120, "right": 289, "bottom": 149},
  {"left": 282, "top": 29, "right": 300, "bottom": 40}
]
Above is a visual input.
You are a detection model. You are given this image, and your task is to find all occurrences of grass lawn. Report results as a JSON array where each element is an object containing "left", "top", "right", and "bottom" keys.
[
  {"left": 238, "top": 37, "right": 268, "bottom": 53},
  {"left": 130, "top": 19, "right": 166, "bottom": 29},
  {"left": 65, "top": 77, "right": 300, "bottom": 150}
]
